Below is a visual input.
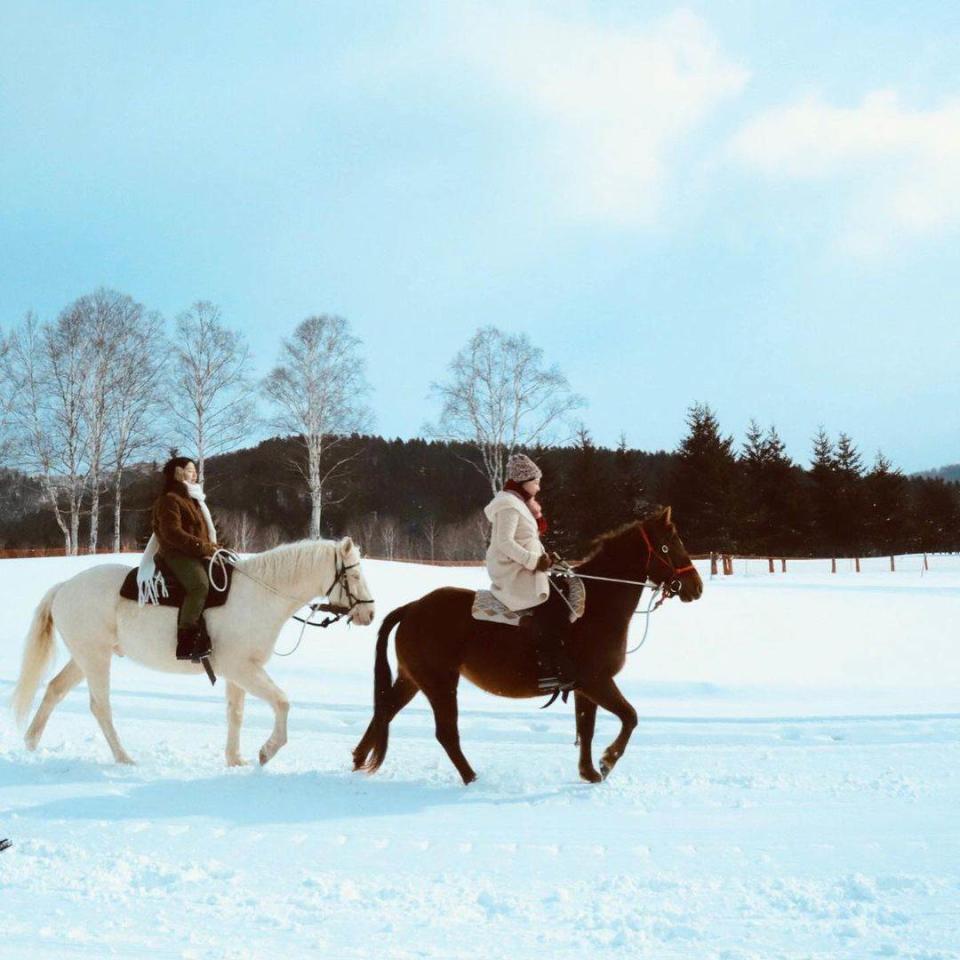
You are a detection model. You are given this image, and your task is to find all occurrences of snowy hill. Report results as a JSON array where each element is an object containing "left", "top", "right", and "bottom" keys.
[{"left": 1, "top": 553, "right": 958, "bottom": 959}]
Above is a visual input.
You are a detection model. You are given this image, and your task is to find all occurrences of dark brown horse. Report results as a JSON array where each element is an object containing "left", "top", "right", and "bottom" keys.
[{"left": 352, "top": 506, "right": 703, "bottom": 784}]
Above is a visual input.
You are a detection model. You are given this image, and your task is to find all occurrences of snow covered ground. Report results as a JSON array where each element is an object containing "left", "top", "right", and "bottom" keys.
[{"left": 1, "top": 552, "right": 958, "bottom": 959}]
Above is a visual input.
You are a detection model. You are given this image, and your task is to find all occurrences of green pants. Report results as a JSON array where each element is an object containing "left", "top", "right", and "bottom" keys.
[{"left": 161, "top": 551, "right": 209, "bottom": 628}]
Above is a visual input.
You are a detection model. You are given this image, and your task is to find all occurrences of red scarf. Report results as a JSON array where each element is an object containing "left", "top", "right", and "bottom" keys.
[{"left": 503, "top": 480, "right": 548, "bottom": 535}]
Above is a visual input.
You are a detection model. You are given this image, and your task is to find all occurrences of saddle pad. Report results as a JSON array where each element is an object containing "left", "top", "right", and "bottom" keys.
[
  {"left": 472, "top": 576, "right": 587, "bottom": 627},
  {"left": 471, "top": 590, "right": 533, "bottom": 626},
  {"left": 118, "top": 556, "right": 234, "bottom": 610}
]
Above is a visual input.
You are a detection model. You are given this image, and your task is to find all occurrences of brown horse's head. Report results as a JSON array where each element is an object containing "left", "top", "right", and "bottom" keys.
[{"left": 639, "top": 506, "right": 703, "bottom": 603}]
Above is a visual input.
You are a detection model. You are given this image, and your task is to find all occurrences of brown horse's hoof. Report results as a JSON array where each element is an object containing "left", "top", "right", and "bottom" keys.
[
  {"left": 461, "top": 772, "right": 478, "bottom": 785},
  {"left": 599, "top": 760, "right": 612, "bottom": 780},
  {"left": 580, "top": 767, "right": 602, "bottom": 784}
]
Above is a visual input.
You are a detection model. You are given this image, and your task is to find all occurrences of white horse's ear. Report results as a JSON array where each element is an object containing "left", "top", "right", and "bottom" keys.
[
  {"left": 340, "top": 536, "right": 355, "bottom": 556},
  {"left": 660, "top": 505, "right": 673, "bottom": 524}
]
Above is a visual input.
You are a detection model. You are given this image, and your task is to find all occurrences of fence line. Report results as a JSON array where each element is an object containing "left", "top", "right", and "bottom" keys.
[{"left": 701, "top": 551, "right": 937, "bottom": 576}]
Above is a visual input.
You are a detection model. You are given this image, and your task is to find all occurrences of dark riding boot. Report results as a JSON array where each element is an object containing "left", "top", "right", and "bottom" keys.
[
  {"left": 536, "top": 634, "right": 577, "bottom": 694},
  {"left": 533, "top": 589, "right": 577, "bottom": 695},
  {"left": 176, "top": 624, "right": 200, "bottom": 661},
  {"left": 191, "top": 616, "right": 212, "bottom": 663}
]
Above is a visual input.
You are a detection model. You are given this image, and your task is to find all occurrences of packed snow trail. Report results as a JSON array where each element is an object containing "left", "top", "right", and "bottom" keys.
[{"left": 1, "top": 554, "right": 958, "bottom": 959}]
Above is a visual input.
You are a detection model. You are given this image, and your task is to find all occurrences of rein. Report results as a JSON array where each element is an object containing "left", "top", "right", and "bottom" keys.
[
  {"left": 205, "top": 547, "right": 375, "bottom": 657},
  {"left": 552, "top": 523, "right": 698, "bottom": 654}
]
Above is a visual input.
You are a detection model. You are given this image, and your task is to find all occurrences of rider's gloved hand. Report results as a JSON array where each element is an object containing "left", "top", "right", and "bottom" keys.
[{"left": 536, "top": 553, "right": 553, "bottom": 572}]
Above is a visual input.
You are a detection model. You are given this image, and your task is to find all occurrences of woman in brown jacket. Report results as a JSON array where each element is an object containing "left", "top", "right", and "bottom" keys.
[{"left": 148, "top": 456, "right": 221, "bottom": 661}]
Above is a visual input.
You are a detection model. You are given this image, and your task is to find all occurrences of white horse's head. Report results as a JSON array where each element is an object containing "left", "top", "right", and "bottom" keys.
[{"left": 328, "top": 537, "right": 375, "bottom": 625}]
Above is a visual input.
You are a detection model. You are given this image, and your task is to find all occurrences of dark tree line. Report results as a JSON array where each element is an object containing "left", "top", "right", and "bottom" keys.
[
  {"left": 1, "top": 407, "right": 957, "bottom": 560},
  {"left": 668, "top": 404, "right": 960, "bottom": 558}
]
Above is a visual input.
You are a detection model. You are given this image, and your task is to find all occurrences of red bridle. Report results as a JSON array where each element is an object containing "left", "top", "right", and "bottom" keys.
[{"left": 639, "top": 523, "right": 697, "bottom": 597}]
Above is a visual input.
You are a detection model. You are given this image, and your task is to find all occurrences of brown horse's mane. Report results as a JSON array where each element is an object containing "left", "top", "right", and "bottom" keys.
[{"left": 574, "top": 505, "right": 665, "bottom": 567}]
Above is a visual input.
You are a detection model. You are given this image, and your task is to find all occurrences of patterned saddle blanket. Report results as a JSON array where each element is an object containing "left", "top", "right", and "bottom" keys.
[
  {"left": 472, "top": 575, "right": 586, "bottom": 626},
  {"left": 118, "top": 556, "right": 235, "bottom": 611}
]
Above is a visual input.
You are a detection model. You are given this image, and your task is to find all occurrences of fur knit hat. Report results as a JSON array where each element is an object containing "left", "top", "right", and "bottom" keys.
[{"left": 506, "top": 453, "right": 542, "bottom": 483}]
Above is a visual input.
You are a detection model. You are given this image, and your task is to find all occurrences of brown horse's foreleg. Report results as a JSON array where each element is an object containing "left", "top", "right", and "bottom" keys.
[
  {"left": 579, "top": 677, "right": 638, "bottom": 780},
  {"left": 421, "top": 680, "right": 476, "bottom": 785},
  {"left": 353, "top": 673, "right": 418, "bottom": 772},
  {"left": 574, "top": 692, "right": 602, "bottom": 783}
]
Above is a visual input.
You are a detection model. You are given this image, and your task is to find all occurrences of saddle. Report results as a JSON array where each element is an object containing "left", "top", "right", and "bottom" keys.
[
  {"left": 118, "top": 555, "right": 235, "bottom": 611},
  {"left": 471, "top": 574, "right": 586, "bottom": 626}
]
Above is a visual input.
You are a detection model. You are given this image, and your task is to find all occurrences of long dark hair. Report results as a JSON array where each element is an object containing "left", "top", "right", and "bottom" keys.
[{"left": 161, "top": 456, "right": 195, "bottom": 495}]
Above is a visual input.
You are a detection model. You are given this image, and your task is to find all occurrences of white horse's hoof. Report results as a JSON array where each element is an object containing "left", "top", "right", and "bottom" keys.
[
  {"left": 116, "top": 754, "right": 136, "bottom": 765},
  {"left": 227, "top": 756, "right": 249, "bottom": 768}
]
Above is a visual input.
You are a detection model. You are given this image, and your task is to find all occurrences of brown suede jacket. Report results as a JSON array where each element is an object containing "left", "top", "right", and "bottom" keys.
[{"left": 152, "top": 489, "right": 218, "bottom": 560}]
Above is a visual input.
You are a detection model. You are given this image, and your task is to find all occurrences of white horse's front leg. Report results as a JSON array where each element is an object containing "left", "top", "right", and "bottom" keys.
[
  {"left": 82, "top": 651, "right": 135, "bottom": 764},
  {"left": 230, "top": 664, "right": 290, "bottom": 766},
  {"left": 224, "top": 681, "right": 248, "bottom": 767}
]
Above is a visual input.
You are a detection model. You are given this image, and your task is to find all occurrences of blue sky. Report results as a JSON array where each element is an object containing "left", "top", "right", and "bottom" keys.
[{"left": 2, "top": 1, "right": 959, "bottom": 472}]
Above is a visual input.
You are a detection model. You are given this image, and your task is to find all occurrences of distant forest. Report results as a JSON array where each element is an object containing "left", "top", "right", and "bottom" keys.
[
  {"left": 4, "top": 291, "right": 956, "bottom": 562},
  {"left": 2, "top": 406, "right": 958, "bottom": 560}
]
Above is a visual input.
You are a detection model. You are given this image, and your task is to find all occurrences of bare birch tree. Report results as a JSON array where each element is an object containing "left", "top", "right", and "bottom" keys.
[
  {"left": 262, "top": 314, "right": 371, "bottom": 539},
  {"left": 169, "top": 302, "right": 255, "bottom": 483},
  {"left": 2, "top": 312, "right": 90, "bottom": 553},
  {"left": 63, "top": 288, "right": 147, "bottom": 551},
  {"left": 107, "top": 308, "right": 169, "bottom": 550},
  {"left": 426, "top": 326, "right": 584, "bottom": 494}
]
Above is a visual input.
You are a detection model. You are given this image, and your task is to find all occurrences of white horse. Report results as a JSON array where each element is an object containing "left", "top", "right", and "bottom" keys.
[{"left": 11, "top": 537, "right": 375, "bottom": 767}]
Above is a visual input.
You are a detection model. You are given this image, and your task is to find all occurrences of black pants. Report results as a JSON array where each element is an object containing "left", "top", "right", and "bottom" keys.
[{"left": 531, "top": 582, "right": 573, "bottom": 675}]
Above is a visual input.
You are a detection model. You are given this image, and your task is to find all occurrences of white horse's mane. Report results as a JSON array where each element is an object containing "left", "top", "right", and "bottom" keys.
[{"left": 240, "top": 538, "right": 337, "bottom": 585}]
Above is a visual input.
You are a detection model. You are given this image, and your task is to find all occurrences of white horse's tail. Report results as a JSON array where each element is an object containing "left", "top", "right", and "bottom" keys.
[{"left": 11, "top": 582, "right": 63, "bottom": 725}]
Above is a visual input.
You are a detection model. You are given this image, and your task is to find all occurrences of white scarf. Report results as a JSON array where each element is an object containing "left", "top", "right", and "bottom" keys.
[{"left": 137, "top": 482, "right": 218, "bottom": 606}]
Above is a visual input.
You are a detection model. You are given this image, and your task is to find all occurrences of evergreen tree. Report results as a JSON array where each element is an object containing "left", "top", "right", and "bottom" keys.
[
  {"left": 670, "top": 403, "right": 740, "bottom": 553},
  {"left": 864, "top": 452, "right": 908, "bottom": 555},
  {"left": 808, "top": 427, "right": 837, "bottom": 555},
  {"left": 740, "top": 421, "right": 803, "bottom": 555},
  {"left": 834, "top": 432, "right": 865, "bottom": 555}
]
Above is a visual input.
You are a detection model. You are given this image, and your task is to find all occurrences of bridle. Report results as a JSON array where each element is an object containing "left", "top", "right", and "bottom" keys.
[
  {"left": 637, "top": 523, "right": 697, "bottom": 599},
  {"left": 564, "top": 522, "right": 697, "bottom": 602},
  {"left": 312, "top": 556, "right": 376, "bottom": 625}
]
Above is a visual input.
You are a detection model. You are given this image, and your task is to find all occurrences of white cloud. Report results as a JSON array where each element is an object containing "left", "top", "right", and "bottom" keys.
[
  {"left": 728, "top": 91, "right": 960, "bottom": 255},
  {"left": 448, "top": 5, "right": 748, "bottom": 226}
]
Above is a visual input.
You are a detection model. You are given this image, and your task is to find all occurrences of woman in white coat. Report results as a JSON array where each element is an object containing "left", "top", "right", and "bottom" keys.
[{"left": 484, "top": 453, "right": 576, "bottom": 693}]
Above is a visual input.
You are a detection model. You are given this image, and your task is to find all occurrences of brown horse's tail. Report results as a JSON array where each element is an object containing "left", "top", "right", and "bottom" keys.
[
  {"left": 358, "top": 602, "right": 410, "bottom": 773},
  {"left": 11, "top": 582, "right": 62, "bottom": 726}
]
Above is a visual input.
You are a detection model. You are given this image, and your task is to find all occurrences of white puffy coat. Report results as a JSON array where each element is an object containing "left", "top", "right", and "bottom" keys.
[{"left": 483, "top": 491, "right": 549, "bottom": 612}]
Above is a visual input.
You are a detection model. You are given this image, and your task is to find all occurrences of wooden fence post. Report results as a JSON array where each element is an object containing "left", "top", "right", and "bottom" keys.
[
  {"left": 831, "top": 557, "right": 837, "bottom": 574},
  {"left": 723, "top": 554, "right": 733, "bottom": 576},
  {"left": 890, "top": 555, "right": 895, "bottom": 572},
  {"left": 855, "top": 557, "right": 860, "bottom": 573},
  {"left": 781, "top": 558, "right": 787, "bottom": 573},
  {"left": 923, "top": 553, "right": 929, "bottom": 571},
  {"left": 768, "top": 557, "right": 774, "bottom": 574},
  {"left": 710, "top": 552, "right": 718, "bottom": 576}
]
